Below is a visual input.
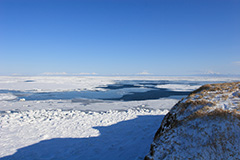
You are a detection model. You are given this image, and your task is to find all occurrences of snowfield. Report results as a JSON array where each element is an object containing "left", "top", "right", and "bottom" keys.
[
  {"left": 1, "top": 76, "right": 240, "bottom": 160},
  {"left": 0, "top": 109, "right": 168, "bottom": 159}
]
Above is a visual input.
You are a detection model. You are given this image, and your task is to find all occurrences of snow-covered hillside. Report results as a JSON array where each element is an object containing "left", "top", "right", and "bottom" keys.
[{"left": 145, "top": 82, "right": 240, "bottom": 160}]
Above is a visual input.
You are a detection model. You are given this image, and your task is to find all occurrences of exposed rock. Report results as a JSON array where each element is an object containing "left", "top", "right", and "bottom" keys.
[{"left": 145, "top": 82, "right": 240, "bottom": 160}]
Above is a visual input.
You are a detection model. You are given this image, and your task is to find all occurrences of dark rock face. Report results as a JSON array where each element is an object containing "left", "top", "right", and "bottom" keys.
[{"left": 145, "top": 82, "right": 240, "bottom": 160}]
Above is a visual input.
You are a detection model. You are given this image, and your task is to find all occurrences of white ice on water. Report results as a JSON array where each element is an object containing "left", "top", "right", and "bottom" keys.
[
  {"left": 156, "top": 84, "right": 201, "bottom": 91},
  {"left": 0, "top": 93, "right": 17, "bottom": 101}
]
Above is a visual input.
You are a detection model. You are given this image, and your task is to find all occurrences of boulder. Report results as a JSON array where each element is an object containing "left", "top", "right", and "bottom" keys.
[{"left": 145, "top": 82, "right": 240, "bottom": 160}]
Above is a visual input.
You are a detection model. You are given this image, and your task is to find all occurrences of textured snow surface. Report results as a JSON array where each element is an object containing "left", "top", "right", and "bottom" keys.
[
  {"left": 145, "top": 82, "right": 240, "bottom": 160},
  {"left": 0, "top": 98, "right": 178, "bottom": 112},
  {"left": 151, "top": 116, "right": 240, "bottom": 159},
  {"left": 1, "top": 76, "right": 240, "bottom": 160},
  {"left": 0, "top": 109, "right": 168, "bottom": 160}
]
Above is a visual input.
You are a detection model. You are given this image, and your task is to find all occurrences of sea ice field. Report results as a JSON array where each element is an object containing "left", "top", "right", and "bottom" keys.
[{"left": 0, "top": 76, "right": 240, "bottom": 160}]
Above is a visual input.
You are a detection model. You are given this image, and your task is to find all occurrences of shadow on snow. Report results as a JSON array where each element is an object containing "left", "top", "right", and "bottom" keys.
[{"left": 1, "top": 115, "right": 164, "bottom": 160}]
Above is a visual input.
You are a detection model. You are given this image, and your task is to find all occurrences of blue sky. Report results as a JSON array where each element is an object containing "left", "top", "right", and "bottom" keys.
[{"left": 0, "top": 0, "right": 240, "bottom": 76}]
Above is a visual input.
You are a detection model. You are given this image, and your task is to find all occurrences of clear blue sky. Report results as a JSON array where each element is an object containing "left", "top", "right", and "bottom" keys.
[{"left": 0, "top": 0, "right": 240, "bottom": 76}]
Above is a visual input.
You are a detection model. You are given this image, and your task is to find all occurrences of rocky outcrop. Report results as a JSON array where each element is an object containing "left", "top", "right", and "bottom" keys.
[{"left": 145, "top": 82, "right": 240, "bottom": 160}]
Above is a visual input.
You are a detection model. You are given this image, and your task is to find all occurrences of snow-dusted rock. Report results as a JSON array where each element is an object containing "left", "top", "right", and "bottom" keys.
[{"left": 145, "top": 82, "right": 240, "bottom": 160}]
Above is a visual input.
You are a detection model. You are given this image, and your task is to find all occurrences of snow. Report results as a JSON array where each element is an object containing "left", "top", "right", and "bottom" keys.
[
  {"left": 0, "top": 76, "right": 238, "bottom": 92},
  {"left": 156, "top": 84, "right": 201, "bottom": 91},
  {"left": 1, "top": 76, "right": 240, "bottom": 160},
  {"left": 0, "top": 98, "right": 178, "bottom": 112},
  {"left": 146, "top": 82, "right": 240, "bottom": 159},
  {"left": 151, "top": 116, "right": 240, "bottom": 159},
  {"left": 0, "top": 109, "right": 168, "bottom": 160},
  {"left": 0, "top": 76, "right": 115, "bottom": 92},
  {"left": 0, "top": 93, "right": 17, "bottom": 101}
]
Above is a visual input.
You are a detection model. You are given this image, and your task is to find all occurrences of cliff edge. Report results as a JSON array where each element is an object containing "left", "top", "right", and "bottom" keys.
[{"left": 145, "top": 82, "right": 240, "bottom": 160}]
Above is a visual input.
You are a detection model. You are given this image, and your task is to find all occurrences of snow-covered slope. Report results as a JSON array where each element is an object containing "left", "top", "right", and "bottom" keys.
[{"left": 145, "top": 82, "right": 240, "bottom": 160}]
